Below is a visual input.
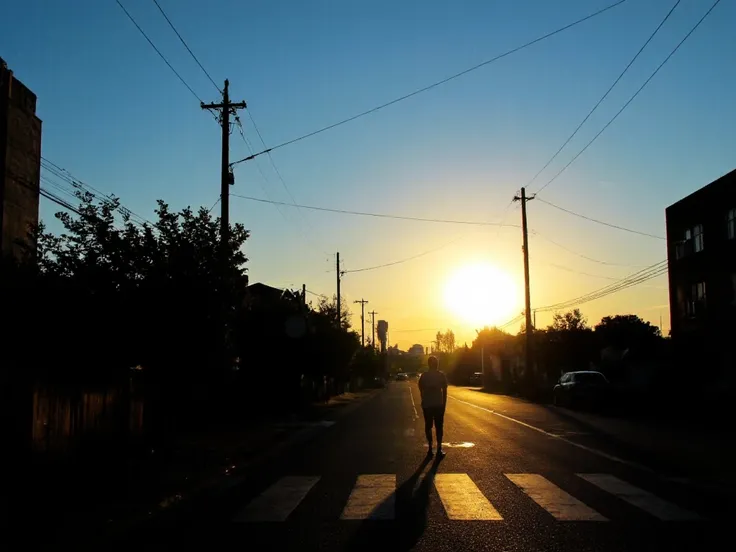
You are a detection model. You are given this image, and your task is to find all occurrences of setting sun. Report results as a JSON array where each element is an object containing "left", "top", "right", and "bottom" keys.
[{"left": 444, "top": 263, "right": 519, "bottom": 328}]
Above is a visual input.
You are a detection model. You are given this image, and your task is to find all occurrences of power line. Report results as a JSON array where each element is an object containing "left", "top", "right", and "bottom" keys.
[
  {"left": 234, "top": 118, "right": 328, "bottom": 255},
  {"left": 547, "top": 262, "right": 668, "bottom": 289},
  {"left": 208, "top": 195, "right": 221, "bottom": 213},
  {"left": 115, "top": 0, "right": 203, "bottom": 102},
  {"left": 40, "top": 157, "right": 152, "bottom": 226},
  {"left": 343, "top": 237, "right": 464, "bottom": 274},
  {"left": 530, "top": 230, "right": 649, "bottom": 267},
  {"left": 230, "top": 0, "right": 628, "bottom": 167},
  {"left": 391, "top": 328, "right": 442, "bottom": 334},
  {"left": 536, "top": 260, "right": 667, "bottom": 313},
  {"left": 244, "top": 109, "right": 321, "bottom": 241},
  {"left": 151, "top": 0, "right": 220, "bottom": 92},
  {"left": 306, "top": 289, "right": 329, "bottom": 299},
  {"left": 231, "top": 194, "right": 521, "bottom": 227},
  {"left": 39, "top": 187, "right": 82, "bottom": 216},
  {"left": 535, "top": 197, "right": 665, "bottom": 240},
  {"left": 534, "top": 0, "right": 722, "bottom": 195},
  {"left": 526, "top": 0, "right": 681, "bottom": 189}
]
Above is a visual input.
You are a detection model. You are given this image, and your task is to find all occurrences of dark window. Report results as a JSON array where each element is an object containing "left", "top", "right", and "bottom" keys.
[
  {"left": 728, "top": 208, "right": 735, "bottom": 240},
  {"left": 693, "top": 224, "right": 704, "bottom": 252},
  {"left": 687, "top": 281, "right": 706, "bottom": 317}
]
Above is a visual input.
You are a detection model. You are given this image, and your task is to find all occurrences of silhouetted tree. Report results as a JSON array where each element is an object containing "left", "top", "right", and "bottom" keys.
[
  {"left": 550, "top": 309, "right": 588, "bottom": 331},
  {"left": 594, "top": 314, "right": 661, "bottom": 350}
]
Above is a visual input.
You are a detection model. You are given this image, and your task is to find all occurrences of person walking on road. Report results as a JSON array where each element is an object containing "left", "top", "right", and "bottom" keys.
[{"left": 419, "top": 355, "right": 448, "bottom": 457}]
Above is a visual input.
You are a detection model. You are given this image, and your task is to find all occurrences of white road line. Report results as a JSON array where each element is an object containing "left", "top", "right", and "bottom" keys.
[
  {"left": 408, "top": 385, "right": 419, "bottom": 420},
  {"left": 506, "top": 473, "right": 607, "bottom": 521},
  {"left": 233, "top": 476, "right": 320, "bottom": 522},
  {"left": 341, "top": 474, "right": 396, "bottom": 520},
  {"left": 578, "top": 474, "right": 702, "bottom": 521},
  {"left": 449, "top": 396, "right": 654, "bottom": 474},
  {"left": 435, "top": 473, "right": 503, "bottom": 520}
]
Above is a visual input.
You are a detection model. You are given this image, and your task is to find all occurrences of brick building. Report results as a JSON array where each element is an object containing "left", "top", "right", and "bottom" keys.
[
  {"left": 665, "top": 168, "right": 736, "bottom": 377},
  {"left": 1, "top": 57, "right": 41, "bottom": 259}
]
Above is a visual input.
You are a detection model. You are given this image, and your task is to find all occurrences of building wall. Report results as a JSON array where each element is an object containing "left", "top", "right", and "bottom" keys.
[
  {"left": 665, "top": 169, "right": 736, "bottom": 375},
  {"left": 0, "top": 57, "right": 41, "bottom": 259}
]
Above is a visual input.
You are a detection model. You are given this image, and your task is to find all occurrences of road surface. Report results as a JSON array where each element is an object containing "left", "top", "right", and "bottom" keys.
[{"left": 138, "top": 381, "right": 726, "bottom": 550}]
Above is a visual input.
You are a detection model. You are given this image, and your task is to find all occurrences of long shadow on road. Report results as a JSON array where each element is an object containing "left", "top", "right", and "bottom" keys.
[{"left": 344, "top": 454, "right": 442, "bottom": 551}]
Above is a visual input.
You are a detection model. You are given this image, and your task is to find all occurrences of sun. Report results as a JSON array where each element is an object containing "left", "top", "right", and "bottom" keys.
[{"left": 444, "top": 263, "right": 519, "bottom": 327}]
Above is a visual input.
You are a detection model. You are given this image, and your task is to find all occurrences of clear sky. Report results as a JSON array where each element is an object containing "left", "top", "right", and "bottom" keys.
[{"left": 2, "top": 0, "right": 734, "bottom": 348}]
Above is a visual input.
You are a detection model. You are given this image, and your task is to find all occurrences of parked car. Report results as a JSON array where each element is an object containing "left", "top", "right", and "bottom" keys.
[
  {"left": 553, "top": 370, "right": 610, "bottom": 409},
  {"left": 468, "top": 372, "right": 483, "bottom": 386}
]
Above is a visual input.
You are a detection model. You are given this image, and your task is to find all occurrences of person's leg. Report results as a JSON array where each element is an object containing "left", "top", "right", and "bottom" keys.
[
  {"left": 435, "top": 407, "right": 445, "bottom": 454},
  {"left": 422, "top": 407, "right": 434, "bottom": 453}
]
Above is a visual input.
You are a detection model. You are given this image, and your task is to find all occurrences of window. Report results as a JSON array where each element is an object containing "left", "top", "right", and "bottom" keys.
[
  {"left": 728, "top": 208, "right": 735, "bottom": 240},
  {"left": 693, "top": 224, "right": 704, "bottom": 252},
  {"left": 687, "top": 281, "right": 706, "bottom": 317}
]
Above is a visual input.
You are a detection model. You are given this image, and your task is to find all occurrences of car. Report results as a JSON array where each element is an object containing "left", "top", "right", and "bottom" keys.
[
  {"left": 395, "top": 373, "right": 408, "bottom": 381},
  {"left": 468, "top": 372, "right": 483, "bottom": 386},
  {"left": 553, "top": 370, "right": 610, "bottom": 409}
]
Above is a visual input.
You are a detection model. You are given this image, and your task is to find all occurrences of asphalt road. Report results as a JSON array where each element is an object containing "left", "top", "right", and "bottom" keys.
[{"left": 136, "top": 381, "right": 727, "bottom": 550}]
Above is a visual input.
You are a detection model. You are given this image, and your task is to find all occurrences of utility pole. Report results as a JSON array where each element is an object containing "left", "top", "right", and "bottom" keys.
[
  {"left": 354, "top": 299, "right": 369, "bottom": 347},
  {"left": 513, "top": 187, "right": 535, "bottom": 391},
  {"left": 302, "top": 284, "right": 307, "bottom": 308},
  {"left": 336, "top": 252, "right": 341, "bottom": 328},
  {"left": 201, "top": 80, "right": 246, "bottom": 260},
  {"left": 369, "top": 310, "right": 378, "bottom": 351}
]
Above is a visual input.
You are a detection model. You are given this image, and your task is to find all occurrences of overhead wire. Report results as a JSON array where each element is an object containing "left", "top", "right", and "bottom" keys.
[
  {"left": 525, "top": 0, "right": 681, "bottom": 189},
  {"left": 534, "top": 0, "right": 722, "bottom": 195},
  {"left": 230, "top": 0, "right": 628, "bottom": 167},
  {"left": 530, "top": 231, "right": 650, "bottom": 267},
  {"left": 150, "top": 0, "right": 220, "bottom": 92},
  {"left": 231, "top": 194, "right": 521, "bottom": 227},
  {"left": 535, "top": 197, "right": 665, "bottom": 240},
  {"left": 342, "top": 236, "right": 465, "bottom": 274},
  {"left": 115, "top": 0, "right": 203, "bottom": 103},
  {"left": 535, "top": 260, "right": 668, "bottom": 313}
]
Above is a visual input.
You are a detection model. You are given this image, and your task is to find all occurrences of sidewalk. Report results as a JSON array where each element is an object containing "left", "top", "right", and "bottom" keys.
[{"left": 33, "top": 389, "right": 380, "bottom": 540}]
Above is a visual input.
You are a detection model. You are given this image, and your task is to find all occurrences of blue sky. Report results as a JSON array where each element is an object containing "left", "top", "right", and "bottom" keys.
[{"left": 2, "top": 0, "right": 734, "bottom": 347}]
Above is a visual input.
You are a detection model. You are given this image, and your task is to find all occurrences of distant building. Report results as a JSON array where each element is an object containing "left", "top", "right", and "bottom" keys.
[
  {"left": 0, "top": 57, "right": 41, "bottom": 259},
  {"left": 665, "top": 168, "right": 736, "bottom": 375}
]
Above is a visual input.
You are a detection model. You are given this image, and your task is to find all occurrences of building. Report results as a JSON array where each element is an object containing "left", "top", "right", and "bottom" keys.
[
  {"left": 665, "top": 168, "right": 736, "bottom": 376},
  {"left": 0, "top": 57, "right": 41, "bottom": 259}
]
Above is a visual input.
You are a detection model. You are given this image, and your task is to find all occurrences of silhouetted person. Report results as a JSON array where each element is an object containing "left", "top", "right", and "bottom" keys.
[{"left": 418, "top": 356, "right": 448, "bottom": 457}]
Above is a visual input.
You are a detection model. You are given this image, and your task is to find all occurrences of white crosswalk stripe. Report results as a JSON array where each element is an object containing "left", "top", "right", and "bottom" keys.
[
  {"left": 434, "top": 473, "right": 503, "bottom": 520},
  {"left": 341, "top": 474, "right": 396, "bottom": 520},
  {"left": 233, "top": 476, "right": 320, "bottom": 522},
  {"left": 578, "top": 474, "right": 703, "bottom": 521},
  {"left": 232, "top": 472, "right": 703, "bottom": 523},
  {"left": 506, "top": 473, "right": 607, "bottom": 521}
]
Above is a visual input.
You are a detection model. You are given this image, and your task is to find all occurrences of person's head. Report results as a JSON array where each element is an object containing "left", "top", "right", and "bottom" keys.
[{"left": 428, "top": 355, "right": 439, "bottom": 371}]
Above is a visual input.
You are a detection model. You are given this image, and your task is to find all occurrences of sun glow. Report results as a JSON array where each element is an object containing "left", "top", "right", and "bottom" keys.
[{"left": 444, "top": 263, "right": 519, "bottom": 327}]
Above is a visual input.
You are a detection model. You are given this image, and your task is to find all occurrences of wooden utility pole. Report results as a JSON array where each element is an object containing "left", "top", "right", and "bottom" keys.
[
  {"left": 336, "top": 252, "right": 341, "bottom": 328},
  {"left": 369, "top": 310, "right": 378, "bottom": 351},
  {"left": 513, "top": 187, "right": 535, "bottom": 389},
  {"left": 354, "top": 299, "right": 369, "bottom": 346},
  {"left": 201, "top": 80, "right": 246, "bottom": 259},
  {"left": 302, "top": 284, "right": 307, "bottom": 307}
]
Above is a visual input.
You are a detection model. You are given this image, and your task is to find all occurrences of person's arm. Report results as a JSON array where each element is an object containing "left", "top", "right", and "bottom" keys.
[{"left": 418, "top": 374, "right": 425, "bottom": 396}]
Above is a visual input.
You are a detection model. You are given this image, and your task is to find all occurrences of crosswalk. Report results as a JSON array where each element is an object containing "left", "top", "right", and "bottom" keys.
[{"left": 233, "top": 472, "right": 704, "bottom": 523}]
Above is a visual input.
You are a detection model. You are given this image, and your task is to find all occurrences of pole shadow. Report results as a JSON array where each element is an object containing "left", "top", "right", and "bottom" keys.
[{"left": 344, "top": 454, "right": 444, "bottom": 551}]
